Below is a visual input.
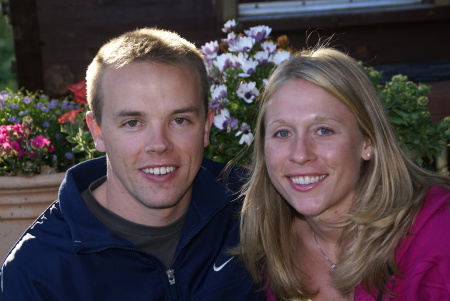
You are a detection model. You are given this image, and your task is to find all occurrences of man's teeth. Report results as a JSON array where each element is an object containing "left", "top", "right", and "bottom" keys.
[
  {"left": 142, "top": 167, "right": 176, "bottom": 175},
  {"left": 291, "top": 175, "right": 326, "bottom": 185}
]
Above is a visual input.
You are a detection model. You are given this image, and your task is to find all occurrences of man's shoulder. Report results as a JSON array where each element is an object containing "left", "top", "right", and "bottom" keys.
[{"left": 2, "top": 202, "right": 70, "bottom": 270}]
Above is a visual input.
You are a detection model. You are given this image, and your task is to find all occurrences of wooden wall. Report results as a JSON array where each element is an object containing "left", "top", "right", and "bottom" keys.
[{"left": 3, "top": 0, "right": 450, "bottom": 123}]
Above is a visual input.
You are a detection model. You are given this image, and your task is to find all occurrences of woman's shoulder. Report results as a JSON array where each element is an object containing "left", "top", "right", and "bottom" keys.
[
  {"left": 418, "top": 185, "right": 450, "bottom": 226},
  {"left": 397, "top": 185, "right": 450, "bottom": 257}
]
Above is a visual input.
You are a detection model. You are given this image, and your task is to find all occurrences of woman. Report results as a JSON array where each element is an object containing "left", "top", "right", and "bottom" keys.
[{"left": 238, "top": 47, "right": 450, "bottom": 300}]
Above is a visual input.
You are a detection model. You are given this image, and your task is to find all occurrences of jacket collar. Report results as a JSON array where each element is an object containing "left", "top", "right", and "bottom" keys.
[{"left": 59, "top": 157, "right": 237, "bottom": 253}]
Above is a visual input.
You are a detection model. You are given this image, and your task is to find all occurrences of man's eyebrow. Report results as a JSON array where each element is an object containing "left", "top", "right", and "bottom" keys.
[
  {"left": 172, "top": 106, "right": 201, "bottom": 115},
  {"left": 114, "top": 111, "right": 144, "bottom": 119}
]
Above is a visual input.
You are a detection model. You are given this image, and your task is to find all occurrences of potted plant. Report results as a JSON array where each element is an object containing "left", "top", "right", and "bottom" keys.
[{"left": 0, "top": 83, "right": 100, "bottom": 262}]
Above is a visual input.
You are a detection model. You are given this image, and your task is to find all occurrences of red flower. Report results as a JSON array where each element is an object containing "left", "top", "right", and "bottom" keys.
[
  {"left": 58, "top": 108, "right": 85, "bottom": 124},
  {"left": 68, "top": 80, "right": 87, "bottom": 105}
]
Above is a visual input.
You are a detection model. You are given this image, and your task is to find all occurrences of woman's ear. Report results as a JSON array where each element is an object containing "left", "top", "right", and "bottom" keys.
[
  {"left": 85, "top": 111, "right": 106, "bottom": 152},
  {"left": 361, "top": 138, "right": 373, "bottom": 161}
]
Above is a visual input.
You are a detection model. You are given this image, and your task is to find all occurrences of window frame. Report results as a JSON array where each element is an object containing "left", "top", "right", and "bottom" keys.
[{"left": 221, "top": 0, "right": 450, "bottom": 29}]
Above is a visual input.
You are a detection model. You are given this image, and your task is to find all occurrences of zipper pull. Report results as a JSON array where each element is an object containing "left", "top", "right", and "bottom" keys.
[{"left": 166, "top": 269, "right": 178, "bottom": 300}]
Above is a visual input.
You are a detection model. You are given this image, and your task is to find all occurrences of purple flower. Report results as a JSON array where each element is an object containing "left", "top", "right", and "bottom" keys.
[
  {"left": 228, "top": 36, "right": 255, "bottom": 53},
  {"left": 48, "top": 98, "right": 59, "bottom": 109},
  {"left": 18, "top": 110, "right": 30, "bottom": 116},
  {"left": 235, "top": 123, "right": 254, "bottom": 146},
  {"left": 261, "top": 41, "right": 277, "bottom": 54},
  {"left": 22, "top": 96, "right": 34, "bottom": 104},
  {"left": 222, "top": 19, "right": 237, "bottom": 33},
  {"left": 7, "top": 116, "right": 20, "bottom": 123},
  {"left": 222, "top": 32, "right": 237, "bottom": 46},
  {"left": 209, "top": 99, "right": 222, "bottom": 111},
  {"left": 244, "top": 25, "right": 272, "bottom": 43},
  {"left": 211, "top": 85, "right": 228, "bottom": 102},
  {"left": 9, "top": 103, "right": 19, "bottom": 109},
  {"left": 238, "top": 58, "right": 258, "bottom": 78},
  {"left": 254, "top": 51, "right": 270, "bottom": 66},
  {"left": 201, "top": 41, "right": 220, "bottom": 59},
  {"left": 214, "top": 53, "right": 234, "bottom": 72},
  {"left": 213, "top": 108, "right": 238, "bottom": 132},
  {"left": 237, "top": 82, "right": 260, "bottom": 103},
  {"left": 65, "top": 152, "right": 74, "bottom": 160}
]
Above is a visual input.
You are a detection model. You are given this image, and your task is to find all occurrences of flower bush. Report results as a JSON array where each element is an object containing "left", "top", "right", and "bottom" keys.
[
  {"left": 0, "top": 83, "right": 98, "bottom": 176},
  {"left": 0, "top": 123, "right": 54, "bottom": 175},
  {"left": 201, "top": 19, "right": 294, "bottom": 164},
  {"left": 202, "top": 20, "right": 449, "bottom": 169}
]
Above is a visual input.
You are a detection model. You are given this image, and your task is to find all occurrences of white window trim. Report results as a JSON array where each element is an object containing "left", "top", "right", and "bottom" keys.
[{"left": 239, "top": 0, "right": 423, "bottom": 17}]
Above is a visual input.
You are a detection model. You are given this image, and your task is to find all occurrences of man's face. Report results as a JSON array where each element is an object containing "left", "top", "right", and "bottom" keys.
[{"left": 87, "top": 62, "right": 213, "bottom": 225}]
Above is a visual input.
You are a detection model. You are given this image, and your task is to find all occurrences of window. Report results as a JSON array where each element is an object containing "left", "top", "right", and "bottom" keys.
[{"left": 239, "top": 0, "right": 425, "bottom": 17}]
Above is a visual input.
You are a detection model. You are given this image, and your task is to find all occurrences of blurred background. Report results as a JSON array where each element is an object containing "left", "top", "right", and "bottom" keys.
[{"left": 0, "top": 0, "right": 449, "bottom": 121}]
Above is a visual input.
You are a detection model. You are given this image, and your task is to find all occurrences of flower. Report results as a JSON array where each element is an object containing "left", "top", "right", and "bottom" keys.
[
  {"left": 0, "top": 85, "right": 99, "bottom": 176},
  {"left": 0, "top": 123, "right": 55, "bottom": 175},
  {"left": 202, "top": 20, "right": 295, "bottom": 164}
]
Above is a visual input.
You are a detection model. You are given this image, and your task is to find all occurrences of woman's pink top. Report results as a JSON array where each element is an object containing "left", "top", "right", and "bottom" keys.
[
  {"left": 266, "top": 186, "right": 450, "bottom": 300},
  {"left": 354, "top": 185, "right": 450, "bottom": 300}
]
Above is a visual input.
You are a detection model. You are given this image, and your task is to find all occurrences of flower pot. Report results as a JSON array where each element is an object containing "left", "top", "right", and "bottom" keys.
[{"left": 0, "top": 172, "right": 65, "bottom": 263}]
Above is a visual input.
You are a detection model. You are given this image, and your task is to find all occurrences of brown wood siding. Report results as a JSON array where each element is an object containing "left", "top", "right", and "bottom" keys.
[{"left": 5, "top": 0, "right": 450, "bottom": 123}]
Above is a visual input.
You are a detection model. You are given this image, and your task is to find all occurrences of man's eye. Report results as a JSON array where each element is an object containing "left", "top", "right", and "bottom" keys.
[
  {"left": 174, "top": 117, "right": 187, "bottom": 125},
  {"left": 125, "top": 120, "right": 139, "bottom": 127}
]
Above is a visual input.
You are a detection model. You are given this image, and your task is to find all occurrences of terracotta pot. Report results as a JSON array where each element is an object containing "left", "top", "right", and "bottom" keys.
[{"left": 0, "top": 172, "right": 65, "bottom": 263}]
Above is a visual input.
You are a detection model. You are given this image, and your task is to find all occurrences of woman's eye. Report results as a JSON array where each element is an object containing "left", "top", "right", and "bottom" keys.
[
  {"left": 318, "top": 128, "right": 333, "bottom": 135},
  {"left": 275, "top": 130, "right": 290, "bottom": 138}
]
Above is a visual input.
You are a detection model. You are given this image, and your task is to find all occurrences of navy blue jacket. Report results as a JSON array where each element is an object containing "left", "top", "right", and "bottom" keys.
[{"left": 0, "top": 157, "right": 264, "bottom": 300}]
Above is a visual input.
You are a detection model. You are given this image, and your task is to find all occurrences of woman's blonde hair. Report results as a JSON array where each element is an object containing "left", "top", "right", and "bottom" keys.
[{"left": 238, "top": 47, "right": 450, "bottom": 300}]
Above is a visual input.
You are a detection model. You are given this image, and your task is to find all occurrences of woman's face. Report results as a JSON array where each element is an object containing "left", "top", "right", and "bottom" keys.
[{"left": 264, "top": 79, "right": 371, "bottom": 220}]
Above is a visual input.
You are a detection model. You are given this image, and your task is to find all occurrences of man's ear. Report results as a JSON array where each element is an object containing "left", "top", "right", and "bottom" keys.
[
  {"left": 361, "top": 137, "right": 373, "bottom": 161},
  {"left": 203, "top": 108, "right": 215, "bottom": 148},
  {"left": 86, "top": 111, "right": 106, "bottom": 152}
]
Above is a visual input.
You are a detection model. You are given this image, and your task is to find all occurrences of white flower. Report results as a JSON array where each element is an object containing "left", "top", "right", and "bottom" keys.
[
  {"left": 222, "top": 19, "right": 237, "bottom": 33},
  {"left": 238, "top": 58, "right": 258, "bottom": 78},
  {"left": 244, "top": 25, "right": 272, "bottom": 43},
  {"left": 211, "top": 84, "right": 228, "bottom": 101},
  {"left": 228, "top": 36, "right": 255, "bottom": 53},
  {"left": 201, "top": 40, "right": 219, "bottom": 59},
  {"left": 235, "top": 123, "right": 254, "bottom": 146},
  {"left": 260, "top": 41, "right": 277, "bottom": 54},
  {"left": 237, "top": 82, "right": 260, "bottom": 103},
  {"left": 254, "top": 51, "right": 270, "bottom": 66},
  {"left": 214, "top": 108, "right": 238, "bottom": 132},
  {"left": 271, "top": 51, "right": 291, "bottom": 66},
  {"left": 214, "top": 53, "right": 234, "bottom": 72},
  {"left": 214, "top": 108, "right": 230, "bottom": 130}
]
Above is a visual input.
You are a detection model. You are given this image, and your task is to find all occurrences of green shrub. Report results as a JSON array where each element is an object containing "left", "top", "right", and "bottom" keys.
[{"left": 365, "top": 66, "right": 449, "bottom": 168}]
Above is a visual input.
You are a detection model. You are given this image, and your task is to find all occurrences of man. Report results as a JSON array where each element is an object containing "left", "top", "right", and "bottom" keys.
[{"left": 0, "top": 28, "right": 263, "bottom": 300}]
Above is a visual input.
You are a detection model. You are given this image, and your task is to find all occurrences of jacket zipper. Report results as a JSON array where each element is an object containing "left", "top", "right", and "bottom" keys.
[
  {"left": 166, "top": 269, "right": 178, "bottom": 300},
  {"left": 82, "top": 246, "right": 179, "bottom": 300}
]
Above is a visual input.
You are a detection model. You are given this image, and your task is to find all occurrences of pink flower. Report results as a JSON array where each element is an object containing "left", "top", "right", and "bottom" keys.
[
  {"left": 32, "top": 136, "right": 51, "bottom": 149},
  {"left": 2, "top": 141, "right": 11, "bottom": 150},
  {"left": 10, "top": 141, "right": 23, "bottom": 157}
]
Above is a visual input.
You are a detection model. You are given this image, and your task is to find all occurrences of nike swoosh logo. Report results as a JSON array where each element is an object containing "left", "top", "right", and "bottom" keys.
[{"left": 213, "top": 256, "right": 234, "bottom": 272}]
